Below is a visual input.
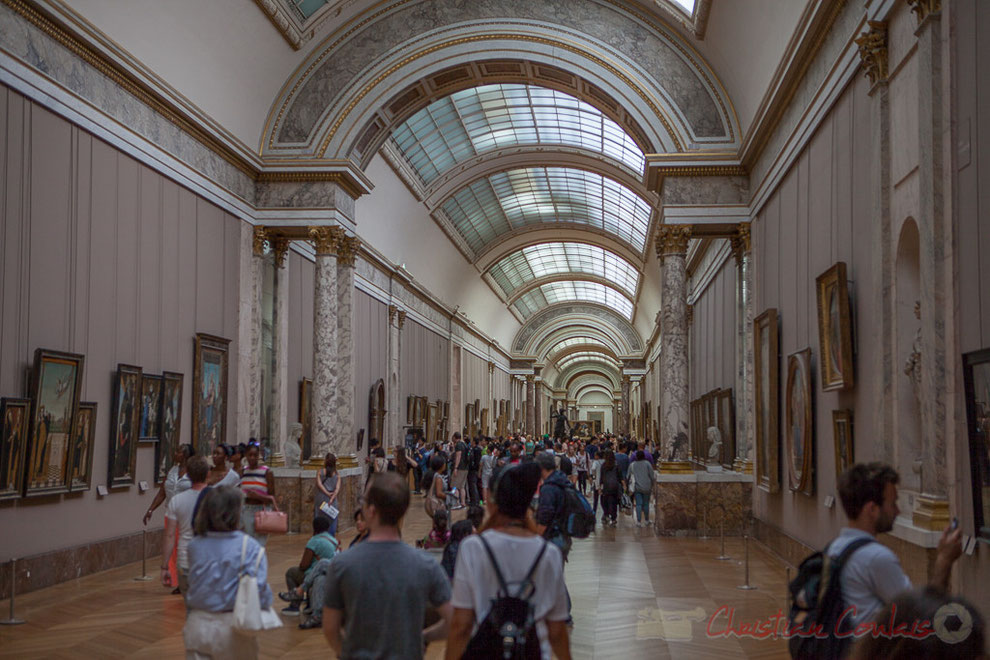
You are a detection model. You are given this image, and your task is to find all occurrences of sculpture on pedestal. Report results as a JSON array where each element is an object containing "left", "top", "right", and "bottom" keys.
[
  {"left": 284, "top": 422, "right": 303, "bottom": 468},
  {"left": 551, "top": 406, "right": 571, "bottom": 441}
]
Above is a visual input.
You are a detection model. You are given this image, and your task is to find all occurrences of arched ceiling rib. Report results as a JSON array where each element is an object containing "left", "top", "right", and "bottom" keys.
[
  {"left": 514, "top": 305, "right": 644, "bottom": 355},
  {"left": 513, "top": 281, "right": 634, "bottom": 320},
  {"left": 487, "top": 242, "right": 640, "bottom": 301},
  {"left": 561, "top": 366, "right": 620, "bottom": 391},
  {"left": 533, "top": 327, "right": 626, "bottom": 361},
  {"left": 544, "top": 338, "right": 615, "bottom": 363}
]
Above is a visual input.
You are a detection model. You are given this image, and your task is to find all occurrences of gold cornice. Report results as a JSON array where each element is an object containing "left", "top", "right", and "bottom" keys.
[
  {"left": 655, "top": 225, "right": 692, "bottom": 260},
  {"left": 855, "top": 21, "right": 888, "bottom": 88},
  {"left": 252, "top": 226, "right": 268, "bottom": 256},
  {"left": 653, "top": 165, "right": 747, "bottom": 177},
  {"left": 397, "top": 310, "right": 407, "bottom": 329}
]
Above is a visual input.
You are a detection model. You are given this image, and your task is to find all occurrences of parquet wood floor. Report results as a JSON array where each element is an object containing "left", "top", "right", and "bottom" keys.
[{"left": 0, "top": 499, "right": 791, "bottom": 659}]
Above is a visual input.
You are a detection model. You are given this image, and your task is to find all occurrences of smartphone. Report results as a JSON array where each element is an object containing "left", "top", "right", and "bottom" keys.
[{"left": 950, "top": 517, "right": 959, "bottom": 531}]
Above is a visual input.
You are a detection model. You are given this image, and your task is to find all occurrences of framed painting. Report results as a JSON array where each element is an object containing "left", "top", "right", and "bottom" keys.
[
  {"left": 69, "top": 402, "right": 97, "bottom": 491},
  {"left": 426, "top": 402, "right": 438, "bottom": 444},
  {"left": 108, "top": 364, "right": 142, "bottom": 488},
  {"left": 300, "top": 378, "right": 313, "bottom": 460},
  {"left": 816, "top": 262, "right": 855, "bottom": 391},
  {"left": 406, "top": 395, "right": 414, "bottom": 425},
  {"left": 481, "top": 408, "right": 489, "bottom": 436},
  {"left": 368, "top": 379, "right": 384, "bottom": 450},
  {"left": 786, "top": 348, "right": 814, "bottom": 495},
  {"left": 717, "top": 388, "right": 736, "bottom": 469},
  {"left": 832, "top": 409, "right": 854, "bottom": 483},
  {"left": 755, "top": 308, "right": 780, "bottom": 493},
  {"left": 25, "top": 349, "right": 85, "bottom": 497},
  {"left": 155, "top": 372, "right": 183, "bottom": 484},
  {"left": 139, "top": 374, "right": 163, "bottom": 443},
  {"left": 963, "top": 348, "right": 990, "bottom": 541},
  {"left": 192, "top": 333, "right": 230, "bottom": 456},
  {"left": 0, "top": 398, "right": 31, "bottom": 500}
]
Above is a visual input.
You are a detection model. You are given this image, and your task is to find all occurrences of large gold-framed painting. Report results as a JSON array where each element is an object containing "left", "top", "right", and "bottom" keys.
[
  {"left": 69, "top": 402, "right": 97, "bottom": 491},
  {"left": 717, "top": 388, "right": 735, "bottom": 469},
  {"left": 816, "top": 262, "right": 855, "bottom": 391},
  {"left": 25, "top": 349, "right": 85, "bottom": 497},
  {"left": 832, "top": 409, "right": 854, "bottom": 483},
  {"left": 192, "top": 333, "right": 230, "bottom": 456},
  {"left": 754, "top": 308, "right": 780, "bottom": 493},
  {"left": 155, "top": 372, "right": 183, "bottom": 484},
  {"left": 108, "top": 363, "right": 142, "bottom": 489},
  {"left": 786, "top": 348, "right": 814, "bottom": 495},
  {"left": 0, "top": 398, "right": 31, "bottom": 500},
  {"left": 963, "top": 348, "right": 990, "bottom": 541},
  {"left": 139, "top": 374, "right": 162, "bottom": 443}
]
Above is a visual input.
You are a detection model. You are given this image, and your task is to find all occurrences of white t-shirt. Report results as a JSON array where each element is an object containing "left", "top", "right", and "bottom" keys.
[
  {"left": 451, "top": 530, "right": 568, "bottom": 659},
  {"left": 165, "top": 487, "right": 203, "bottom": 571},
  {"left": 216, "top": 469, "right": 240, "bottom": 488},
  {"left": 827, "top": 527, "right": 912, "bottom": 627}
]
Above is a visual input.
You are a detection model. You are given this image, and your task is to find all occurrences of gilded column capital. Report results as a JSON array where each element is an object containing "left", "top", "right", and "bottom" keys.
[
  {"left": 271, "top": 236, "right": 289, "bottom": 269},
  {"left": 388, "top": 304, "right": 398, "bottom": 325},
  {"left": 309, "top": 226, "right": 337, "bottom": 255},
  {"left": 525, "top": 374, "right": 534, "bottom": 383},
  {"left": 397, "top": 310, "right": 407, "bottom": 329},
  {"left": 337, "top": 235, "right": 361, "bottom": 267},
  {"left": 731, "top": 223, "right": 752, "bottom": 263},
  {"left": 622, "top": 374, "right": 631, "bottom": 384},
  {"left": 906, "top": 0, "right": 941, "bottom": 25},
  {"left": 655, "top": 225, "right": 692, "bottom": 261},
  {"left": 488, "top": 361, "right": 495, "bottom": 374},
  {"left": 855, "top": 21, "right": 888, "bottom": 87},
  {"left": 252, "top": 226, "right": 269, "bottom": 256}
]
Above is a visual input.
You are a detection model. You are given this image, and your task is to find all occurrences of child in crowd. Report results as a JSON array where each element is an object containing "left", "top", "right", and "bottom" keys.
[
  {"left": 441, "top": 519, "right": 475, "bottom": 579},
  {"left": 420, "top": 509, "right": 451, "bottom": 549},
  {"left": 466, "top": 504, "right": 485, "bottom": 531}
]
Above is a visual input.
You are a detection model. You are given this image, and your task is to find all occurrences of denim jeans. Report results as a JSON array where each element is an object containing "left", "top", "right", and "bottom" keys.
[{"left": 634, "top": 490, "right": 650, "bottom": 522}]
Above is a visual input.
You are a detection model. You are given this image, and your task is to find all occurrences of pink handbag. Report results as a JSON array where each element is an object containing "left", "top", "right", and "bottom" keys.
[{"left": 254, "top": 501, "right": 288, "bottom": 535}]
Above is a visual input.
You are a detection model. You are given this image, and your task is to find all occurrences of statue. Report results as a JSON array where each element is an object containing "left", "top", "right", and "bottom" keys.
[
  {"left": 284, "top": 422, "right": 302, "bottom": 468},
  {"left": 667, "top": 430, "right": 690, "bottom": 462},
  {"left": 706, "top": 426, "right": 723, "bottom": 463},
  {"left": 903, "top": 300, "right": 922, "bottom": 387},
  {"left": 551, "top": 405, "right": 571, "bottom": 441}
]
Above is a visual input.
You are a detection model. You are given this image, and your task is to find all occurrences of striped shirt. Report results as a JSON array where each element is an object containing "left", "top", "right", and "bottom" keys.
[{"left": 240, "top": 465, "right": 269, "bottom": 495}]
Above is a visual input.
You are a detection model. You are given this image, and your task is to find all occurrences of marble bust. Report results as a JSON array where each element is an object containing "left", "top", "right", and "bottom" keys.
[
  {"left": 284, "top": 422, "right": 303, "bottom": 468},
  {"left": 706, "top": 426, "right": 723, "bottom": 462}
]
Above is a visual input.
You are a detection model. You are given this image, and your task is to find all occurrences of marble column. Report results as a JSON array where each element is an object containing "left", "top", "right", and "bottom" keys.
[
  {"left": 449, "top": 344, "right": 462, "bottom": 442},
  {"left": 525, "top": 375, "right": 535, "bottom": 437},
  {"left": 245, "top": 226, "right": 267, "bottom": 441},
  {"left": 620, "top": 375, "right": 631, "bottom": 436},
  {"left": 335, "top": 234, "right": 359, "bottom": 454},
  {"left": 534, "top": 380, "right": 543, "bottom": 438},
  {"left": 732, "top": 225, "right": 755, "bottom": 471},
  {"left": 270, "top": 237, "right": 290, "bottom": 456},
  {"left": 309, "top": 226, "right": 341, "bottom": 461},
  {"left": 657, "top": 225, "right": 692, "bottom": 462},
  {"left": 387, "top": 305, "right": 402, "bottom": 448},
  {"left": 487, "top": 362, "right": 495, "bottom": 436}
]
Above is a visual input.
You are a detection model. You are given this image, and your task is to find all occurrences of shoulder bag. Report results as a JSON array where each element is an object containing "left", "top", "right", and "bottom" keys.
[
  {"left": 233, "top": 535, "right": 283, "bottom": 634},
  {"left": 254, "top": 500, "right": 288, "bottom": 535}
]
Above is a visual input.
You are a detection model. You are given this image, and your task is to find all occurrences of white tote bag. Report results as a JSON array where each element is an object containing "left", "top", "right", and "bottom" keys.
[{"left": 232, "top": 535, "right": 282, "bottom": 634}]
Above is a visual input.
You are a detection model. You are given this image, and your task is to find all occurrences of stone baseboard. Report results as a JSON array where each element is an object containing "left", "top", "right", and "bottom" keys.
[
  {"left": 0, "top": 528, "right": 164, "bottom": 600},
  {"left": 750, "top": 517, "right": 815, "bottom": 570},
  {"left": 653, "top": 473, "right": 753, "bottom": 536}
]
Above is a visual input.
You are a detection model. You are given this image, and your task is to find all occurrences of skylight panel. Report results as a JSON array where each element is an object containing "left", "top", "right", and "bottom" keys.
[
  {"left": 391, "top": 83, "right": 646, "bottom": 185},
  {"left": 512, "top": 281, "right": 634, "bottom": 320},
  {"left": 290, "top": 0, "right": 329, "bottom": 19},
  {"left": 546, "top": 337, "right": 611, "bottom": 361},
  {"left": 487, "top": 242, "right": 640, "bottom": 299},
  {"left": 670, "top": 0, "right": 696, "bottom": 15}
]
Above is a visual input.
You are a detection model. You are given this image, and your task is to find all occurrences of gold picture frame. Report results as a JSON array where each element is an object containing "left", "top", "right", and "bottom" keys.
[
  {"left": 192, "top": 333, "right": 230, "bottom": 456},
  {"left": 832, "top": 409, "right": 854, "bottom": 483},
  {"left": 717, "top": 388, "right": 735, "bottom": 469},
  {"left": 69, "top": 401, "right": 97, "bottom": 491},
  {"left": 786, "top": 348, "right": 814, "bottom": 495},
  {"left": 816, "top": 262, "right": 854, "bottom": 391},
  {"left": 755, "top": 308, "right": 780, "bottom": 493}
]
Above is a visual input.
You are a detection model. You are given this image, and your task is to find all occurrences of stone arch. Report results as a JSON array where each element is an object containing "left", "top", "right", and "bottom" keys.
[
  {"left": 895, "top": 217, "right": 922, "bottom": 491},
  {"left": 532, "top": 326, "right": 627, "bottom": 363},
  {"left": 513, "top": 303, "right": 644, "bottom": 356},
  {"left": 265, "top": 2, "right": 739, "bottom": 159}
]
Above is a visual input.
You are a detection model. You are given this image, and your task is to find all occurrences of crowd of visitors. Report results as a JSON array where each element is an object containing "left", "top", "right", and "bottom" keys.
[{"left": 151, "top": 431, "right": 984, "bottom": 660}]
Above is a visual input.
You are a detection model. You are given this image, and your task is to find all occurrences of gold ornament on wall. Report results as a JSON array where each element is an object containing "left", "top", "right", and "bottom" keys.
[
  {"left": 855, "top": 21, "right": 888, "bottom": 87},
  {"left": 655, "top": 225, "right": 692, "bottom": 260}
]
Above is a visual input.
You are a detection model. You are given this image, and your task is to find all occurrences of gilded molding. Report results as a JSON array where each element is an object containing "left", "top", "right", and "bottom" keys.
[
  {"left": 653, "top": 165, "right": 747, "bottom": 177},
  {"left": 655, "top": 225, "right": 692, "bottom": 259},
  {"left": 308, "top": 226, "right": 338, "bottom": 255},
  {"left": 397, "top": 310, "right": 407, "bottom": 330},
  {"left": 271, "top": 236, "right": 290, "bottom": 268},
  {"left": 388, "top": 304, "right": 398, "bottom": 324},
  {"left": 855, "top": 21, "right": 888, "bottom": 87},
  {"left": 252, "top": 226, "right": 269, "bottom": 256},
  {"left": 525, "top": 374, "right": 534, "bottom": 383},
  {"left": 906, "top": 0, "right": 941, "bottom": 25},
  {"left": 731, "top": 223, "right": 752, "bottom": 262},
  {"left": 336, "top": 235, "right": 361, "bottom": 267},
  {"left": 488, "top": 361, "right": 496, "bottom": 374},
  {"left": 255, "top": 171, "right": 367, "bottom": 199}
]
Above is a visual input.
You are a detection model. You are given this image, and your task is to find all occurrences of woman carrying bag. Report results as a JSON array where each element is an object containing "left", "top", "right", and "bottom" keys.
[
  {"left": 184, "top": 486, "right": 279, "bottom": 659},
  {"left": 240, "top": 443, "right": 279, "bottom": 545}
]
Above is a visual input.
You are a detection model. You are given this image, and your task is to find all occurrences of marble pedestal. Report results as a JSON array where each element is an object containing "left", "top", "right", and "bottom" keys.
[
  {"left": 272, "top": 467, "right": 364, "bottom": 536},
  {"left": 653, "top": 471, "right": 753, "bottom": 536}
]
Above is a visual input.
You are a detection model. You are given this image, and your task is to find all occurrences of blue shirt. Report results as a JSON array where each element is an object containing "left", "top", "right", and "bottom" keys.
[
  {"left": 186, "top": 531, "right": 273, "bottom": 612},
  {"left": 615, "top": 452, "right": 631, "bottom": 480},
  {"left": 304, "top": 532, "right": 339, "bottom": 576}
]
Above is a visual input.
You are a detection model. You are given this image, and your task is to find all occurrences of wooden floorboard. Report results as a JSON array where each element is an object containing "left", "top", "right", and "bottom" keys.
[{"left": 0, "top": 500, "right": 791, "bottom": 659}]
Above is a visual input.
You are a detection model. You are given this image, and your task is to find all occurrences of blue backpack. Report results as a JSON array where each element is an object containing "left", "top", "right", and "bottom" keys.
[{"left": 546, "top": 480, "right": 595, "bottom": 539}]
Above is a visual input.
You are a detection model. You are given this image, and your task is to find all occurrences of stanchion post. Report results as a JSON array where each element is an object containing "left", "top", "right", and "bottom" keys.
[
  {"left": 0, "top": 558, "right": 26, "bottom": 625},
  {"left": 785, "top": 567, "right": 791, "bottom": 609},
  {"left": 698, "top": 505, "right": 710, "bottom": 540},
  {"left": 134, "top": 529, "right": 153, "bottom": 582},
  {"left": 715, "top": 517, "right": 730, "bottom": 560},
  {"left": 737, "top": 535, "right": 757, "bottom": 590}
]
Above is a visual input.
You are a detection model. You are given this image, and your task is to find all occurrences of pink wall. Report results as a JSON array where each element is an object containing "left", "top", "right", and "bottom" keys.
[
  {"left": 749, "top": 71, "right": 876, "bottom": 550},
  {"left": 0, "top": 87, "right": 242, "bottom": 559}
]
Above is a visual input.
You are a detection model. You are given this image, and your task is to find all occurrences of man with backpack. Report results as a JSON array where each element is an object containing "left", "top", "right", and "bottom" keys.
[
  {"left": 446, "top": 462, "right": 571, "bottom": 659},
  {"left": 787, "top": 463, "right": 963, "bottom": 659}
]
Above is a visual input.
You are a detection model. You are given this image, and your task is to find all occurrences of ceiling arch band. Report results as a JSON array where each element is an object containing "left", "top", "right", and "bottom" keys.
[
  {"left": 513, "top": 281, "right": 635, "bottom": 321},
  {"left": 532, "top": 327, "right": 627, "bottom": 362},
  {"left": 513, "top": 304, "right": 644, "bottom": 355}
]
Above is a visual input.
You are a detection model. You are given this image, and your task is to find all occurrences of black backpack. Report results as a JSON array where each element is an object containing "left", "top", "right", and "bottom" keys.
[
  {"left": 787, "top": 537, "right": 875, "bottom": 659},
  {"left": 463, "top": 536, "right": 548, "bottom": 660},
  {"left": 544, "top": 480, "right": 595, "bottom": 539},
  {"left": 601, "top": 466, "right": 620, "bottom": 495}
]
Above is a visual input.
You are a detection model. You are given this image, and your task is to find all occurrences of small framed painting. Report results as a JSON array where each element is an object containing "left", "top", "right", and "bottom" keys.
[
  {"left": 108, "top": 364, "right": 142, "bottom": 488},
  {"left": 963, "top": 348, "right": 990, "bottom": 541},
  {"left": 155, "top": 372, "right": 184, "bottom": 484},
  {"left": 755, "top": 308, "right": 780, "bottom": 493},
  {"left": 717, "top": 388, "right": 735, "bottom": 469},
  {"left": 816, "top": 262, "right": 855, "bottom": 391},
  {"left": 0, "top": 398, "right": 31, "bottom": 500},
  {"left": 300, "top": 378, "right": 313, "bottom": 461},
  {"left": 69, "top": 402, "right": 97, "bottom": 491},
  {"left": 832, "top": 409, "right": 854, "bottom": 483},
  {"left": 139, "top": 374, "right": 163, "bottom": 443},
  {"left": 25, "top": 349, "right": 85, "bottom": 497},
  {"left": 192, "top": 333, "right": 230, "bottom": 456},
  {"left": 785, "top": 348, "right": 814, "bottom": 495}
]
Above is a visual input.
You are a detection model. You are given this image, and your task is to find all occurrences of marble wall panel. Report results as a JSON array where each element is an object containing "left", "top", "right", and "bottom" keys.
[{"left": 653, "top": 478, "right": 752, "bottom": 536}]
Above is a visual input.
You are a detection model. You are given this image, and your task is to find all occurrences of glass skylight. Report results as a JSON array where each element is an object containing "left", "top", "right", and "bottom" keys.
[
  {"left": 442, "top": 167, "right": 652, "bottom": 256},
  {"left": 670, "top": 0, "right": 697, "bottom": 16},
  {"left": 391, "top": 83, "right": 646, "bottom": 185},
  {"left": 488, "top": 242, "right": 640, "bottom": 300},
  {"left": 556, "top": 352, "right": 621, "bottom": 373},
  {"left": 545, "top": 336, "right": 612, "bottom": 361},
  {"left": 512, "top": 281, "right": 635, "bottom": 320},
  {"left": 290, "top": 0, "right": 328, "bottom": 19}
]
